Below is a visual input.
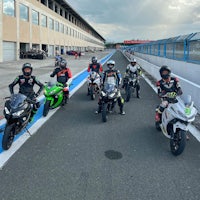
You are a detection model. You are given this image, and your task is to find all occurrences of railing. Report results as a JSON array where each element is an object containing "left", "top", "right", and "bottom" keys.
[{"left": 122, "top": 32, "right": 200, "bottom": 64}]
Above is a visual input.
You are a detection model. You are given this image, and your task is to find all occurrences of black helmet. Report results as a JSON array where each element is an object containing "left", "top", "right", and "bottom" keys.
[
  {"left": 22, "top": 63, "right": 32, "bottom": 76},
  {"left": 60, "top": 59, "right": 67, "bottom": 69},
  {"left": 159, "top": 65, "right": 171, "bottom": 79},
  {"left": 91, "top": 56, "right": 97, "bottom": 64}
]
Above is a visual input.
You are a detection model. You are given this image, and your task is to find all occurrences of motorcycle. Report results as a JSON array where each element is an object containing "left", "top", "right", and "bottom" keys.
[
  {"left": 87, "top": 71, "right": 101, "bottom": 100},
  {"left": 155, "top": 93, "right": 197, "bottom": 156},
  {"left": 100, "top": 83, "right": 119, "bottom": 122},
  {"left": 123, "top": 73, "right": 139, "bottom": 102},
  {"left": 2, "top": 93, "right": 35, "bottom": 150},
  {"left": 43, "top": 81, "right": 68, "bottom": 117}
]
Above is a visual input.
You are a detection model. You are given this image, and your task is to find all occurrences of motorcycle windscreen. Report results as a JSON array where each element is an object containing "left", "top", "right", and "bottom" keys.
[
  {"left": 104, "top": 83, "right": 116, "bottom": 94},
  {"left": 10, "top": 94, "right": 27, "bottom": 109}
]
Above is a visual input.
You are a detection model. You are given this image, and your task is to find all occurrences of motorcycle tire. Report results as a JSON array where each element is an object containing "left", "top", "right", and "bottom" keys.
[
  {"left": 102, "top": 103, "right": 107, "bottom": 122},
  {"left": 155, "top": 121, "right": 161, "bottom": 131},
  {"left": 170, "top": 130, "right": 186, "bottom": 156},
  {"left": 90, "top": 87, "right": 95, "bottom": 100},
  {"left": 2, "top": 124, "right": 15, "bottom": 150},
  {"left": 43, "top": 100, "right": 51, "bottom": 117},
  {"left": 125, "top": 85, "right": 131, "bottom": 102}
]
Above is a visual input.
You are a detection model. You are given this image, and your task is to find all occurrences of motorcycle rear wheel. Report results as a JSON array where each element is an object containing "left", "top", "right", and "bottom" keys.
[
  {"left": 2, "top": 124, "right": 15, "bottom": 150},
  {"left": 170, "top": 129, "right": 186, "bottom": 156},
  {"left": 43, "top": 100, "right": 51, "bottom": 117},
  {"left": 102, "top": 103, "right": 107, "bottom": 122}
]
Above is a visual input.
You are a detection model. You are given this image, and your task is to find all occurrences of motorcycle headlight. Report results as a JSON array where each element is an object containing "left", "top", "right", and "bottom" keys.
[
  {"left": 109, "top": 93, "right": 115, "bottom": 98},
  {"left": 12, "top": 110, "right": 24, "bottom": 117},
  {"left": 101, "top": 91, "right": 106, "bottom": 96},
  {"left": 4, "top": 107, "right": 10, "bottom": 115}
]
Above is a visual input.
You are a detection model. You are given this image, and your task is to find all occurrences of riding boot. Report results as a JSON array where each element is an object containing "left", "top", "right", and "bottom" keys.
[
  {"left": 87, "top": 88, "right": 90, "bottom": 96},
  {"left": 29, "top": 109, "right": 37, "bottom": 122},
  {"left": 120, "top": 106, "right": 125, "bottom": 115},
  {"left": 95, "top": 105, "right": 102, "bottom": 114},
  {"left": 136, "top": 85, "right": 140, "bottom": 98}
]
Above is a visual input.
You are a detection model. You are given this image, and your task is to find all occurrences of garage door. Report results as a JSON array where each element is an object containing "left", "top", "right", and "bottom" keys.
[
  {"left": 3, "top": 41, "right": 16, "bottom": 61},
  {"left": 48, "top": 45, "right": 54, "bottom": 57}
]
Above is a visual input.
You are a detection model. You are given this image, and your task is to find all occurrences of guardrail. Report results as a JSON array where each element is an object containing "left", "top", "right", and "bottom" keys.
[{"left": 124, "top": 52, "right": 200, "bottom": 112}]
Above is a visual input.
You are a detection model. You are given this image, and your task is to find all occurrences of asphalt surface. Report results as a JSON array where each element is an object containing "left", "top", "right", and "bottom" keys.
[{"left": 0, "top": 51, "right": 200, "bottom": 200}]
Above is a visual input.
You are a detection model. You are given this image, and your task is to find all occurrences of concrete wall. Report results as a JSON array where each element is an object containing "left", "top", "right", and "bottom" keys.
[
  {"left": 0, "top": 1, "right": 2, "bottom": 62},
  {"left": 134, "top": 52, "right": 200, "bottom": 85},
  {"left": 125, "top": 51, "right": 200, "bottom": 112}
]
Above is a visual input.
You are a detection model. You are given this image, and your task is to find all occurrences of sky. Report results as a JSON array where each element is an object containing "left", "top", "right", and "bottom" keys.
[{"left": 66, "top": 0, "right": 200, "bottom": 42}]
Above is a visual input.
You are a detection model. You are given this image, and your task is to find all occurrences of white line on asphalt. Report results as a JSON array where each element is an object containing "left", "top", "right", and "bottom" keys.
[{"left": 0, "top": 75, "right": 88, "bottom": 169}]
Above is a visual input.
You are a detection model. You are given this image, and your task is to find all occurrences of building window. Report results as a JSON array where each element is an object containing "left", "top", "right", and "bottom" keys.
[
  {"left": 60, "top": 9, "right": 63, "bottom": 16},
  {"left": 32, "top": 9, "right": 39, "bottom": 25},
  {"left": 49, "top": 18, "right": 54, "bottom": 30},
  {"left": 41, "top": 14, "right": 47, "bottom": 27},
  {"left": 55, "top": 21, "right": 59, "bottom": 32},
  {"left": 65, "top": 26, "right": 68, "bottom": 35},
  {"left": 19, "top": 3, "right": 28, "bottom": 21},
  {"left": 41, "top": 0, "right": 47, "bottom": 6},
  {"left": 60, "top": 23, "right": 64, "bottom": 33},
  {"left": 3, "top": 0, "right": 15, "bottom": 16}
]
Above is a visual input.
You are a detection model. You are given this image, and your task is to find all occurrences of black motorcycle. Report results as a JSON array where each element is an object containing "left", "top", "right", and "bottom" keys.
[
  {"left": 100, "top": 83, "right": 118, "bottom": 122},
  {"left": 124, "top": 73, "right": 139, "bottom": 102},
  {"left": 2, "top": 93, "right": 34, "bottom": 150}
]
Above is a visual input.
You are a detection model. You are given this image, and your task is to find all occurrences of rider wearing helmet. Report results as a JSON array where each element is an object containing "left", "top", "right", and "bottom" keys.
[
  {"left": 95, "top": 60, "right": 125, "bottom": 115},
  {"left": 155, "top": 65, "right": 183, "bottom": 122},
  {"left": 55, "top": 54, "right": 63, "bottom": 67},
  {"left": 87, "top": 56, "right": 103, "bottom": 95},
  {"left": 87, "top": 56, "right": 103, "bottom": 74},
  {"left": 122, "top": 58, "right": 142, "bottom": 98},
  {"left": 50, "top": 59, "right": 72, "bottom": 102},
  {"left": 9, "top": 63, "right": 44, "bottom": 122}
]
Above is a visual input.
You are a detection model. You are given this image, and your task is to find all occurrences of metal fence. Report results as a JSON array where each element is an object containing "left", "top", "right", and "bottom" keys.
[{"left": 123, "top": 32, "right": 200, "bottom": 64}]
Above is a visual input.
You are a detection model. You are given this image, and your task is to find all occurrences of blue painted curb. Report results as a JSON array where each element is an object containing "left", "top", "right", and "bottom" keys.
[{"left": 0, "top": 51, "right": 115, "bottom": 153}]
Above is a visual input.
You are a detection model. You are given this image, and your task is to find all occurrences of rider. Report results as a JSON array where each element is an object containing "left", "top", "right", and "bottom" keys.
[
  {"left": 155, "top": 65, "right": 183, "bottom": 122},
  {"left": 95, "top": 60, "right": 125, "bottom": 115},
  {"left": 122, "top": 58, "right": 142, "bottom": 98},
  {"left": 87, "top": 56, "right": 103, "bottom": 95},
  {"left": 9, "top": 63, "right": 44, "bottom": 122},
  {"left": 87, "top": 56, "right": 103, "bottom": 74},
  {"left": 50, "top": 59, "right": 72, "bottom": 103}
]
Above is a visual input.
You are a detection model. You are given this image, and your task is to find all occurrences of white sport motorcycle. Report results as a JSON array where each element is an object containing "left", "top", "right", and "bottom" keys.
[
  {"left": 87, "top": 71, "right": 101, "bottom": 100},
  {"left": 155, "top": 93, "right": 197, "bottom": 156}
]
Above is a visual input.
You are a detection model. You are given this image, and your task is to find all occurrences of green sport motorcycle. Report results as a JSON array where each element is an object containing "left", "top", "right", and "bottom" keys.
[{"left": 43, "top": 81, "right": 68, "bottom": 117}]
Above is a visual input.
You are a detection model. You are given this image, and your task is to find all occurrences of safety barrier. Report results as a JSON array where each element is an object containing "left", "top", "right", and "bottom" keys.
[{"left": 124, "top": 52, "right": 200, "bottom": 112}]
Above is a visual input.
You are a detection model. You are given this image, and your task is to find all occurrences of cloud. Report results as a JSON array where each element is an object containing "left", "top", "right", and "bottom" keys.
[{"left": 66, "top": 0, "right": 200, "bottom": 42}]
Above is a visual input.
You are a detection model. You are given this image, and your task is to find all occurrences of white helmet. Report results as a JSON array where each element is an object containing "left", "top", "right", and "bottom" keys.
[
  {"left": 107, "top": 60, "right": 115, "bottom": 69},
  {"left": 130, "top": 58, "right": 136, "bottom": 63}
]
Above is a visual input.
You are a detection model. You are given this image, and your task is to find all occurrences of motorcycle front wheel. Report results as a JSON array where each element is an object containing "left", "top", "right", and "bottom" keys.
[
  {"left": 90, "top": 86, "right": 95, "bottom": 100},
  {"left": 43, "top": 100, "right": 51, "bottom": 117},
  {"left": 125, "top": 85, "right": 131, "bottom": 102},
  {"left": 170, "top": 129, "right": 186, "bottom": 156},
  {"left": 2, "top": 124, "right": 15, "bottom": 150},
  {"left": 102, "top": 103, "right": 108, "bottom": 122}
]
